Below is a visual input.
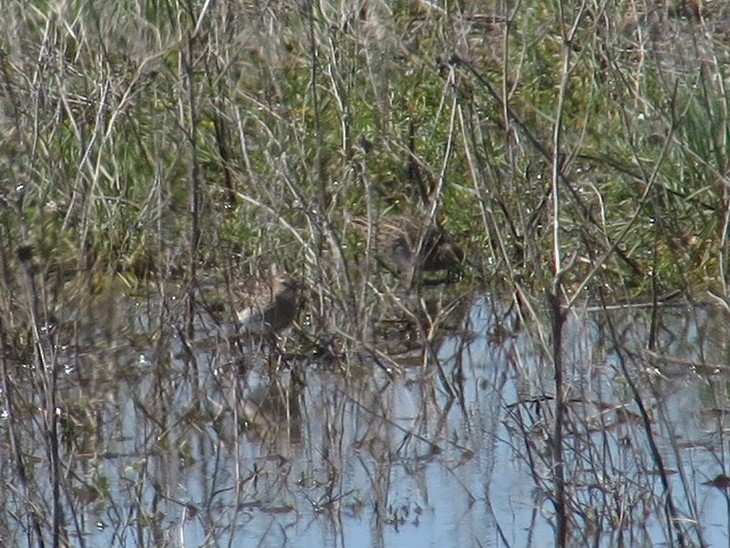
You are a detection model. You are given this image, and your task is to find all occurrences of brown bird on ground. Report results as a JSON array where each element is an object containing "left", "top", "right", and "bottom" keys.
[
  {"left": 349, "top": 214, "right": 465, "bottom": 281},
  {"left": 236, "top": 274, "right": 302, "bottom": 335}
]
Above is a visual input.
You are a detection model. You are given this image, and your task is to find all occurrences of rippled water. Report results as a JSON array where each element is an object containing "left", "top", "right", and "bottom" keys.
[{"left": 3, "top": 285, "right": 730, "bottom": 547}]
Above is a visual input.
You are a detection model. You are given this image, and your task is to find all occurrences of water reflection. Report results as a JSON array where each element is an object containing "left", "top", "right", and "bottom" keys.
[{"left": 4, "top": 288, "right": 730, "bottom": 546}]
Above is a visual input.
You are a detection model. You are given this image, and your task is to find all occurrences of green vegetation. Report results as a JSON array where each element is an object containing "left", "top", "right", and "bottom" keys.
[{"left": 1, "top": 0, "right": 726, "bottom": 303}]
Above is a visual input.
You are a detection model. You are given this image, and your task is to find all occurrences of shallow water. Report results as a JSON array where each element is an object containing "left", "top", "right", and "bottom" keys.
[{"left": 3, "top": 288, "right": 730, "bottom": 547}]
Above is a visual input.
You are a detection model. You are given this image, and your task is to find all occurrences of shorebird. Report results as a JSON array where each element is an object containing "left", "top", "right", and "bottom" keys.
[
  {"left": 236, "top": 274, "right": 302, "bottom": 335},
  {"left": 349, "top": 214, "right": 464, "bottom": 280}
]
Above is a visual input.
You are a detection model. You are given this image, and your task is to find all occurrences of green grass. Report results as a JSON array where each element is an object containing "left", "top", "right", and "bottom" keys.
[{"left": 2, "top": 0, "right": 729, "bottom": 301}]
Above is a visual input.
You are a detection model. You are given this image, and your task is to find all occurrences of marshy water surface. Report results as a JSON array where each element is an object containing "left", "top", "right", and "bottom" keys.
[{"left": 4, "top": 281, "right": 730, "bottom": 547}]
